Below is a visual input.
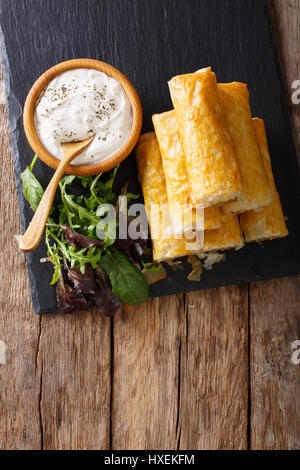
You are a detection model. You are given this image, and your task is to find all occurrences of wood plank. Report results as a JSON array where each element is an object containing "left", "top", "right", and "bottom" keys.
[
  {"left": 1, "top": 0, "right": 299, "bottom": 451},
  {"left": 0, "top": 60, "right": 112, "bottom": 450},
  {"left": 0, "top": 65, "right": 41, "bottom": 449},
  {"left": 38, "top": 312, "right": 111, "bottom": 450},
  {"left": 179, "top": 286, "right": 249, "bottom": 450},
  {"left": 269, "top": 0, "right": 300, "bottom": 165},
  {"left": 250, "top": 0, "right": 300, "bottom": 450},
  {"left": 250, "top": 277, "right": 300, "bottom": 449},
  {"left": 112, "top": 296, "right": 184, "bottom": 450}
]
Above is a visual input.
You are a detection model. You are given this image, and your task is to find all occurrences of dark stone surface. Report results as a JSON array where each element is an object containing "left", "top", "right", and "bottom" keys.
[{"left": 0, "top": 0, "right": 299, "bottom": 314}]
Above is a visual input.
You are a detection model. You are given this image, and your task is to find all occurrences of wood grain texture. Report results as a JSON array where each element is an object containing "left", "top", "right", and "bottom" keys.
[
  {"left": 269, "top": 0, "right": 300, "bottom": 166},
  {"left": 112, "top": 296, "right": 183, "bottom": 450},
  {"left": 0, "top": 61, "right": 112, "bottom": 450},
  {"left": 250, "top": 0, "right": 300, "bottom": 451},
  {"left": 0, "top": 0, "right": 299, "bottom": 451},
  {"left": 250, "top": 277, "right": 300, "bottom": 450},
  {"left": 0, "top": 63, "right": 41, "bottom": 449},
  {"left": 179, "top": 287, "right": 249, "bottom": 450},
  {"left": 38, "top": 312, "right": 111, "bottom": 450},
  {"left": 0, "top": 59, "right": 110, "bottom": 450}
]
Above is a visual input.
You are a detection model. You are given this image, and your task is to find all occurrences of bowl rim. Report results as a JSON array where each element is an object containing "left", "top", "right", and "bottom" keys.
[{"left": 23, "top": 58, "right": 143, "bottom": 176}]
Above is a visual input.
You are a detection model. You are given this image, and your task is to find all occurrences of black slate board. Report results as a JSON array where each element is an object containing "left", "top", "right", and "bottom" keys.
[{"left": 1, "top": 0, "right": 300, "bottom": 314}]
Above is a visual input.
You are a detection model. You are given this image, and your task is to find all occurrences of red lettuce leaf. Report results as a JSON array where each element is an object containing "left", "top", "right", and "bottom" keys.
[
  {"left": 57, "top": 280, "right": 89, "bottom": 314},
  {"left": 93, "top": 268, "right": 122, "bottom": 317},
  {"left": 63, "top": 225, "right": 104, "bottom": 249},
  {"left": 57, "top": 264, "right": 121, "bottom": 316},
  {"left": 67, "top": 265, "right": 98, "bottom": 294},
  {"left": 115, "top": 214, "right": 149, "bottom": 265}
]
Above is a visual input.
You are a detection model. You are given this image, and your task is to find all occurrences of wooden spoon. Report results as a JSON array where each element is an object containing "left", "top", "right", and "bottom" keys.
[{"left": 19, "top": 136, "right": 95, "bottom": 253}]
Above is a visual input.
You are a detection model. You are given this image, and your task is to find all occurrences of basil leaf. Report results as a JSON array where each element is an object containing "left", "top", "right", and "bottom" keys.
[
  {"left": 100, "top": 251, "right": 148, "bottom": 305},
  {"left": 21, "top": 167, "right": 44, "bottom": 212}
]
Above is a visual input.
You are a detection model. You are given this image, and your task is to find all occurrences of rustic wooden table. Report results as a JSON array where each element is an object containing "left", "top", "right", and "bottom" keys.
[{"left": 0, "top": 0, "right": 299, "bottom": 450}]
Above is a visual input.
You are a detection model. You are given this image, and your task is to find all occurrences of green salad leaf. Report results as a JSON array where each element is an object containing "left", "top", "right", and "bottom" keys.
[
  {"left": 100, "top": 250, "right": 149, "bottom": 305},
  {"left": 59, "top": 176, "right": 100, "bottom": 232},
  {"left": 21, "top": 155, "right": 44, "bottom": 212},
  {"left": 142, "top": 262, "right": 162, "bottom": 272},
  {"left": 21, "top": 160, "right": 150, "bottom": 314},
  {"left": 45, "top": 226, "right": 63, "bottom": 285}
]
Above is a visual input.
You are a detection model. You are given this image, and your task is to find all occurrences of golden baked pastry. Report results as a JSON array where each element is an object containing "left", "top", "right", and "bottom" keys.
[
  {"left": 203, "top": 214, "right": 244, "bottom": 252},
  {"left": 168, "top": 67, "right": 242, "bottom": 207},
  {"left": 218, "top": 82, "right": 272, "bottom": 213},
  {"left": 240, "top": 118, "right": 288, "bottom": 242},
  {"left": 152, "top": 110, "right": 222, "bottom": 233},
  {"left": 135, "top": 133, "right": 203, "bottom": 261}
]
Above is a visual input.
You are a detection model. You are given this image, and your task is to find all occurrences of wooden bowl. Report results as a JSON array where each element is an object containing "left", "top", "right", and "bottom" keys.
[{"left": 23, "top": 58, "right": 143, "bottom": 175}]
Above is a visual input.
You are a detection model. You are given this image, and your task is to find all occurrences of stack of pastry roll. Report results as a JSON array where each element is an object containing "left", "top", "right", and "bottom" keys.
[
  {"left": 168, "top": 67, "right": 243, "bottom": 207},
  {"left": 135, "top": 66, "right": 287, "bottom": 265},
  {"left": 152, "top": 110, "right": 222, "bottom": 233},
  {"left": 240, "top": 118, "right": 288, "bottom": 241},
  {"left": 135, "top": 133, "right": 204, "bottom": 262}
]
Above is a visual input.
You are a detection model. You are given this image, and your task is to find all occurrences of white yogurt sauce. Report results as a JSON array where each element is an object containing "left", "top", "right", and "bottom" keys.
[{"left": 34, "top": 68, "right": 132, "bottom": 165}]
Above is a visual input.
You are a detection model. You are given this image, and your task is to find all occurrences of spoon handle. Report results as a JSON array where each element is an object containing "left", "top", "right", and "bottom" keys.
[
  {"left": 19, "top": 158, "right": 68, "bottom": 252},
  {"left": 19, "top": 136, "right": 95, "bottom": 253}
]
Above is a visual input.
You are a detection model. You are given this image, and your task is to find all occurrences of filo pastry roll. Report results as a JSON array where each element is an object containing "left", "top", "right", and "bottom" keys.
[
  {"left": 218, "top": 82, "right": 272, "bottom": 213},
  {"left": 152, "top": 110, "right": 221, "bottom": 233},
  {"left": 168, "top": 67, "right": 242, "bottom": 207},
  {"left": 240, "top": 118, "right": 288, "bottom": 242},
  {"left": 135, "top": 133, "right": 202, "bottom": 262},
  {"left": 203, "top": 214, "right": 244, "bottom": 252}
]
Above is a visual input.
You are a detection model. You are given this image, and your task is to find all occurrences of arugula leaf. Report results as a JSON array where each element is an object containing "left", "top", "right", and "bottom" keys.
[
  {"left": 90, "top": 173, "right": 103, "bottom": 204},
  {"left": 48, "top": 230, "right": 71, "bottom": 261},
  {"left": 100, "top": 250, "right": 148, "bottom": 305},
  {"left": 21, "top": 156, "right": 44, "bottom": 212},
  {"left": 45, "top": 227, "right": 63, "bottom": 285},
  {"left": 21, "top": 164, "right": 151, "bottom": 313},
  {"left": 47, "top": 229, "right": 102, "bottom": 275},
  {"left": 106, "top": 166, "right": 118, "bottom": 188},
  {"left": 68, "top": 245, "right": 101, "bottom": 273},
  {"left": 60, "top": 177, "right": 100, "bottom": 227},
  {"left": 142, "top": 262, "right": 162, "bottom": 272},
  {"left": 84, "top": 196, "right": 99, "bottom": 211},
  {"left": 51, "top": 261, "right": 61, "bottom": 285},
  {"left": 126, "top": 192, "right": 140, "bottom": 204},
  {"left": 79, "top": 175, "right": 93, "bottom": 188},
  {"left": 90, "top": 169, "right": 117, "bottom": 205}
]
